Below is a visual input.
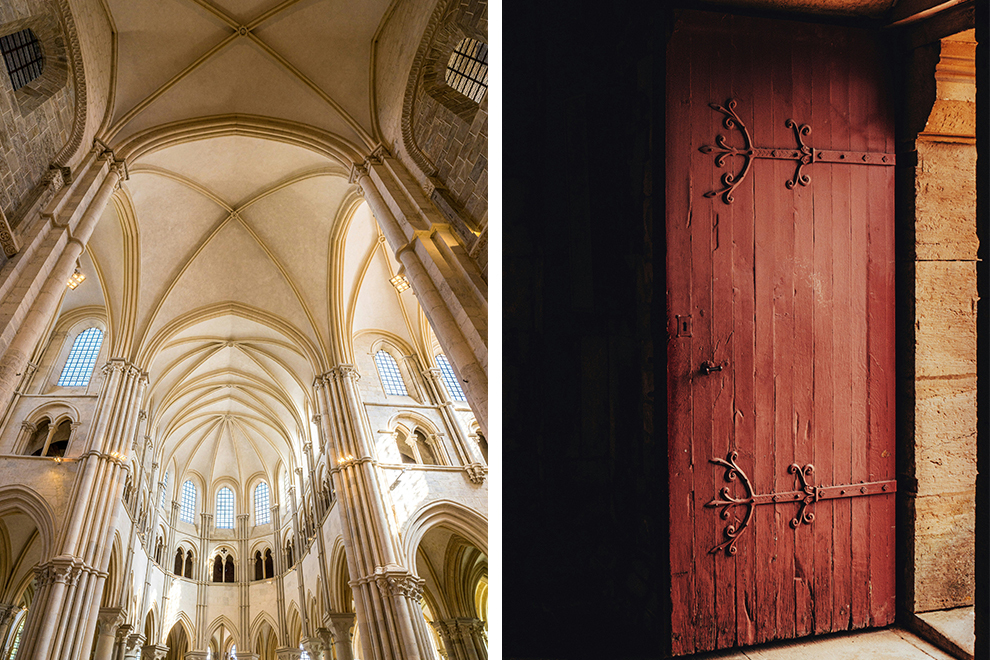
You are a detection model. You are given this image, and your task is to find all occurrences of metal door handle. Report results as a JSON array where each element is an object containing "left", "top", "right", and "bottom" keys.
[{"left": 700, "top": 360, "right": 727, "bottom": 375}]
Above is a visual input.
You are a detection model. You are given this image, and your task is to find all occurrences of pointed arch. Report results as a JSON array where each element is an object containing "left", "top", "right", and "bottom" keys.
[
  {"left": 249, "top": 610, "right": 281, "bottom": 650},
  {"left": 0, "top": 485, "right": 56, "bottom": 559},
  {"left": 205, "top": 614, "right": 241, "bottom": 648},
  {"left": 400, "top": 499, "right": 487, "bottom": 569}
]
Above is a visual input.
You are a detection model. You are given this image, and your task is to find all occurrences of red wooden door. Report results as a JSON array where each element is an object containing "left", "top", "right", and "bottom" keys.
[{"left": 666, "top": 12, "right": 896, "bottom": 655}]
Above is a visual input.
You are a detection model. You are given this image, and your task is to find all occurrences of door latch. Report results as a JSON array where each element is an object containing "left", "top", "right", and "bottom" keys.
[{"left": 700, "top": 360, "right": 728, "bottom": 375}]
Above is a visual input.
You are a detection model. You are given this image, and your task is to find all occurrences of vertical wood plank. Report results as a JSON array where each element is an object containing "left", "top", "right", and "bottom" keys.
[
  {"left": 770, "top": 33, "right": 797, "bottom": 642},
  {"left": 790, "top": 32, "right": 816, "bottom": 639},
  {"left": 847, "top": 39, "right": 871, "bottom": 631},
  {"left": 691, "top": 26, "right": 717, "bottom": 651},
  {"left": 811, "top": 32, "right": 835, "bottom": 637},
  {"left": 829, "top": 37, "right": 854, "bottom": 632},
  {"left": 666, "top": 24, "right": 697, "bottom": 656}
]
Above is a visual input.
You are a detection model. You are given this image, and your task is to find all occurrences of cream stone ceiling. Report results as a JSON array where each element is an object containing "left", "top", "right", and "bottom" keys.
[{"left": 57, "top": 0, "right": 436, "bottom": 503}]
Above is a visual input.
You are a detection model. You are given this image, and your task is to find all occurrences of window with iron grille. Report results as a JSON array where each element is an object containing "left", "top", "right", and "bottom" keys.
[
  {"left": 255, "top": 482, "right": 271, "bottom": 525},
  {"left": 160, "top": 470, "right": 169, "bottom": 509},
  {"left": 181, "top": 480, "right": 197, "bottom": 523},
  {"left": 435, "top": 354, "right": 466, "bottom": 401},
  {"left": 445, "top": 38, "right": 488, "bottom": 103},
  {"left": 57, "top": 328, "right": 104, "bottom": 387},
  {"left": 1, "top": 29, "right": 44, "bottom": 92},
  {"left": 216, "top": 487, "right": 234, "bottom": 529},
  {"left": 374, "top": 350, "right": 408, "bottom": 396}
]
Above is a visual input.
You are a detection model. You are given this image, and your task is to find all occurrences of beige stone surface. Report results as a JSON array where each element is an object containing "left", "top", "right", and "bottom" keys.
[
  {"left": 914, "top": 377, "right": 976, "bottom": 493},
  {"left": 915, "top": 141, "right": 977, "bottom": 261},
  {"left": 914, "top": 261, "right": 977, "bottom": 378},
  {"left": 910, "top": 492, "right": 975, "bottom": 611},
  {"left": 916, "top": 607, "right": 975, "bottom": 658},
  {"left": 701, "top": 628, "right": 955, "bottom": 660}
]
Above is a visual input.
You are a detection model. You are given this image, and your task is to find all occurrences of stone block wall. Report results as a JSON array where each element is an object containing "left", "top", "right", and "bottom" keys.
[
  {"left": 908, "top": 30, "right": 977, "bottom": 613},
  {"left": 0, "top": 0, "right": 75, "bottom": 223}
]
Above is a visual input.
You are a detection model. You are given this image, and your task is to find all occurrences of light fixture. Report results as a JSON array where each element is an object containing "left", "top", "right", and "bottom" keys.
[
  {"left": 67, "top": 267, "right": 85, "bottom": 289},
  {"left": 389, "top": 274, "right": 410, "bottom": 293}
]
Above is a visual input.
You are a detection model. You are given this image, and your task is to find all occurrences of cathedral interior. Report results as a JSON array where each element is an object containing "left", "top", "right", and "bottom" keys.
[{"left": 0, "top": 0, "right": 488, "bottom": 658}]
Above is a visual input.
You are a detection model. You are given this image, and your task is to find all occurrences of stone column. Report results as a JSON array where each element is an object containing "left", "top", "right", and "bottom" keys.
[
  {"left": 141, "top": 644, "right": 170, "bottom": 660},
  {"left": 289, "top": 469, "right": 310, "bottom": 641},
  {"left": 326, "top": 614, "right": 356, "bottom": 660},
  {"left": 93, "top": 607, "right": 126, "bottom": 660},
  {"left": 0, "top": 153, "right": 125, "bottom": 414},
  {"left": 432, "top": 619, "right": 487, "bottom": 660},
  {"left": 301, "top": 637, "right": 326, "bottom": 660},
  {"left": 0, "top": 603, "right": 18, "bottom": 644},
  {"left": 183, "top": 652, "right": 209, "bottom": 660},
  {"left": 123, "top": 632, "right": 146, "bottom": 660},
  {"left": 421, "top": 368, "right": 486, "bottom": 474},
  {"left": 275, "top": 649, "right": 302, "bottom": 660},
  {"left": 314, "top": 367, "right": 429, "bottom": 660},
  {"left": 350, "top": 150, "right": 487, "bottom": 436}
]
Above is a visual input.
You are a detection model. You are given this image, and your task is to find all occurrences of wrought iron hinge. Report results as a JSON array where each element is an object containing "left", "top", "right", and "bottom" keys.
[
  {"left": 700, "top": 99, "right": 896, "bottom": 204},
  {"left": 705, "top": 451, "right": 896, "bottom": 556}
]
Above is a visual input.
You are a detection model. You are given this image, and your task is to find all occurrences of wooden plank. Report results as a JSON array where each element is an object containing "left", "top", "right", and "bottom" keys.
[
  {"left": 829, "top": 42, "right": 854, "bottom": 632},
  {"left": 690, "top": 25, "right": 717, "bottom": 652},
  {"left": 769, "top": 33, "right": 797, "bottom": 642},
  {"left": 750, "top": 24, "right": 779, "bottom": 644},
  {"left": 863, "top": 36, "right": 897, "bottom": 627},
  {"left": 711, "top": 24, "right": 738, "bottom": 651},
  {"left": 731, "top": 25, "right": 758, "bottom": 649},
  {"left": 666, "top": 23, "right": 698, "bottom": 656},
  {"left": 790, "top": 35, "right": 816, "bottom": 639},
  {"left": 847, "top": 38, "right": 871, "bottom": 631},
  {"left": 811, "top": 35, "right": 836, "bottom": 637}
]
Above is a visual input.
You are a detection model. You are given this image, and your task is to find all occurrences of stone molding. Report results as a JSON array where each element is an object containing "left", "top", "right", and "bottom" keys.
[
  {"left": 96, "top": 607, "right": 125, "bottom": 636},
  {"left": 35, "top": 556, "right": 86, "bottom": 588},
  {"left": 367, "top": 566, "right": 425, "bottom": 602},
  {"left": 141, "top": 644, "right": 170, "bottom": 660},
  {"left": 432, "top": 617, "right": 487, "bottom": 643},
  {"left": 464, "top": 464, "right": 487, "bottom": 484},
  {"left": 125, "top": 632, "right": 146, "bottom": 656}
]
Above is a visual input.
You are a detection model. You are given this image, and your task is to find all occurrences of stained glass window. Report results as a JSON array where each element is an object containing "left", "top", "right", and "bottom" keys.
[{"left": 57, "top": 328, "right": 103, "bottom": 386}]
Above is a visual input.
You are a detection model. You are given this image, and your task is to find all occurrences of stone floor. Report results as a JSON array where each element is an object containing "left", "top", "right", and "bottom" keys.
[
  {"left": 691, "top": 628, "right": 957, "bottom": 660},
  {"left": 915, "top": 607, "right": 975, "bottom": 660}
]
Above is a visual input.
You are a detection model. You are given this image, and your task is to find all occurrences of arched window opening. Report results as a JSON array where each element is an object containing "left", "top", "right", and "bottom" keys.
[
  {"left": 224, "top": 555, "right": 234, "bottom": 583},
  {"left": 4, "top": 612, "right": 25, "bottom": 659},
  {"left": 285, "top": 539, "right": 294, "bottom": 568},
  {"left": 154, "top": 536, "right": 163, "bottom": 564},
  {"left": 160, "top": 470, "right": 170, "bottom": 509},
  {"left": 184, "top": 550, "right": 194, "bottom": 579},
  {"left": 264, "top": 549, "right": 274, "bottom": 578},
  {"left": 255, "top": 551, "right": 264, "bottom": 581},
  {"left": 174, "top": 548, "right": 184, "bottom": 575},
  {"left": 436, "top": 354, "right": 467, "bottom": 401},
  {"left": 374, "top": 350, "right": 408, "bottom": 396},
  {"left": 0, "top": 29, "right": 43, "bottom": 92},
  {"left": 416, "top": 431, "right": 438, "bottom": 465},
  {"left": 180, "top": 480, "right": 196, "bottom": 523},
  {"left": 57, "top": 328, "right": 104, "bottom": 387},
  {"left": 254, "top": 482, "right": 271, "bottom": 525},
  {"left": 213, "top": 555, "right": 224, "bottom": 583},
  {"left": 397, "top": 431, "right": 417, "bottom": 464},
  {"left": 215, "top": 487, "right": 234, "bottom": 529},
  {"left": 445, "top": 38, "right": 488, "bottom": 103}
]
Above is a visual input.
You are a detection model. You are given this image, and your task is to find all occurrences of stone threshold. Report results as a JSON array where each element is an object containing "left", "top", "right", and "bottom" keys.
[{"left": 911, "top": 607, "right": 975, "bottom": 660}]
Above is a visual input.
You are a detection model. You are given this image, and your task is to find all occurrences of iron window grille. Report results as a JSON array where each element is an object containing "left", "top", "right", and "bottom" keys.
[
  {"left": 445, "top": 38, "right": 488, "bottom": 103},
  {"left": 255, "top": 482, "right": 271, "bottom": 525},
  {"left": 181, "top": 480, "right": 197, "bottom": 523},
  {"left": 216, "top": 487, "right": 234, "bottom": 529},
  {"left": 0, "top": 29, "right": 43, "bottom": 91},
  {"left": 436, "top": 354, "right": 467, "bottom": 401},
  {"left": 374, "top": 350, "right": 408, "bottom": 396}
]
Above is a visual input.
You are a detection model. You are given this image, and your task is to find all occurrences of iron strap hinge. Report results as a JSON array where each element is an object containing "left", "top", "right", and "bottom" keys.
[
  {"left": 704, "top": 451, "right": 896, "bottom": 556},
  {"left": 699, "top": 98, "right": 896, "bottom": 204}
]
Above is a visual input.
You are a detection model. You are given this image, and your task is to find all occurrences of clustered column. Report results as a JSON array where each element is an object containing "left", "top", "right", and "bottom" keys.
[{"left": 432, "top": 619, "right": 487, "bottom": 660}]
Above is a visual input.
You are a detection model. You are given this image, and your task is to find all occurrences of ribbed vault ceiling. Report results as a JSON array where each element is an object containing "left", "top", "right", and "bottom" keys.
[{"left": 56, "top": 0, "right": 436, "bottom": 493}]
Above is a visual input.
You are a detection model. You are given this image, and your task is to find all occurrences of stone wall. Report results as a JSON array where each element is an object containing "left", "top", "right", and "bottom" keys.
[
  {"left": 909, "top": 30, "right": 977, "bottom": 613},
  {"left": 0, "top": 0, "right": 75, "bottom": 224}
]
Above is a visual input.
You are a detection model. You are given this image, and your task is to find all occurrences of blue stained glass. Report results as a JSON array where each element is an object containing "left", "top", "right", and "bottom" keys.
[
  {"left": 180, "top": 480, "right": 196, "bottom": 523},
  {"left": 57, "top": 328, "right": 104, "bottom": 386},
  {"left": 374, "top": 351, "right": 407, "bottom": 396},
  {"left": 436, "top": 354, "right": 467, "bottom": 401},
  {"left": 255, "top": 482, "right": 271, "bottom": 525},
  {"left": 216, "top": 487, "right": 234, "bottom": 529}
]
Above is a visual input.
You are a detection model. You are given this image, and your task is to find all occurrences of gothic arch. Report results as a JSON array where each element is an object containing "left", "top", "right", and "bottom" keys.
[
  {"left": 166, "top": 612, "right": 195, "bottom": 651},
  {"left": 249, "top": 611, "right": 281, "bottom": 650},
  {"left": 0, "top": 485, "right": 56, "bottom": 558},
  {"left": 205, "top": 614, "right": 240, "bottom": 649},
  {"left": 401, "top": 499, "right": 487, "bottom": 568}
]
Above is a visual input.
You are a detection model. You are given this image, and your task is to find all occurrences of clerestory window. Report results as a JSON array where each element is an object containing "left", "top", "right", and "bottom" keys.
[
  {"left": 160, "top": 470, "right": 169, "bottom": 509},
  {"left": 435, "top": 354, "right": 467, "bottom": 401},
  {"left": 254, "top": 482, "right": 271, "bottom": 525},
  {"left": 216, "top": 487, "right": 234, "bottom": 529},
  {"left": 180, "top": 480, "right": 196, "bottom": 523},
  {"left": 445, "top": 38, "right": 488, "bottom": 103},
  {"left": 374, "top": 350, "right": 407, "bottom": 396},
  {"left": 0, "top": 29, "right": 43, "bottom": 92},
  {"left": 57, "top": 328, "right": 104, "bottom": 386}
]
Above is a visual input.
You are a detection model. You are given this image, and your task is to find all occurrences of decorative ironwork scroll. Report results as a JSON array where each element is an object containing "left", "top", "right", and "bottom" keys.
[
  {"left": 699, "top": 99, "right": 896, "bottom": 204},
  {"left": 705, "top": 451, "right": 896, "bottom": 556}
]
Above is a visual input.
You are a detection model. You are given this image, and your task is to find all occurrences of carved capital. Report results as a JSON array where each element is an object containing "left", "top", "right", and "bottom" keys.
[
  {"left": 329, "top": 364, "right": 361, "bottom": 382},
  {"left": 0, "top": 603, "right": 18, "bottom": 629},
  {"left": 97, "top": 607, "right": 125, "bottom": 636},
  {"left": 20, "top": 421, "right": 36, "bottom": 433},
  {"left": 372, "top": 566, "right": 425, "bottom": 602},
  {"left": 114, "top": 623, "right": 132, "bottom": 645},
  {"left": 422, "top": 367, "right": 443, "bottom": 382},
  {"left": 433, "top": 617, "right": 487, "bottom": 643},
  {"left": 464, "top": 464, "right": 488, "bottom": 485},
  {"left": 348, "top": 162, "right": 369, "bottom": 185},
  {"left": 141, "top": 644, "right": 170, "bottom": 660},
  {"left": 125, "top": 632, "right": 146, "bottom": 655},
  {"left": 301, "top": 637, "right": 326, "bottom": 656},
  {"left": 367, "top": 144, "right": 391, "bottom": 165},
  {"left": 0, "top": 207, "right": 20, "bottom": 258}
]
